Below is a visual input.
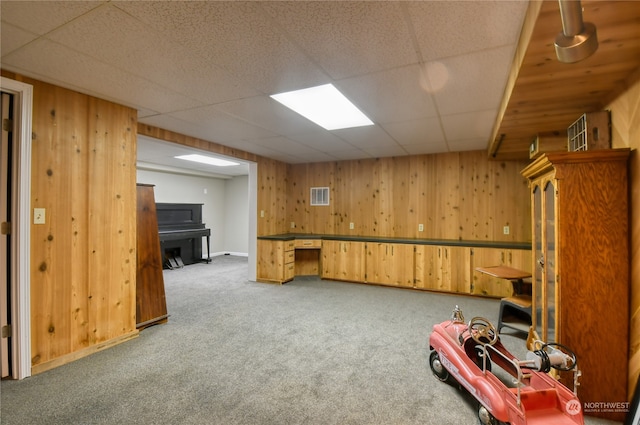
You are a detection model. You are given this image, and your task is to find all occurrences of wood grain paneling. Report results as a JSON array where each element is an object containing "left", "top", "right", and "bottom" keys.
[
  {"left": 607, "top": 70, "right": 640, "bottom": 397},
  {"left": 5, "top": 73, "right": 139, "bottom": 372},
  {"left": 287, "top": 151, "right": 531, "bottom": 241}
]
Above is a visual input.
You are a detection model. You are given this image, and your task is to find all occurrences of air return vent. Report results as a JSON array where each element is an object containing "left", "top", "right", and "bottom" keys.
[
  {"left": 567, "top": 111, "right": 611, "bottom": 152},
  {"left": 310, "top": 187, "right": 329, "bottom": 206}
]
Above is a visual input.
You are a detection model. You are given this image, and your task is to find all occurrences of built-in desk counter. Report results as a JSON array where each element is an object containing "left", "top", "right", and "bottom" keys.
[{"left": 257, "top": 234, "right": 530, "bottom": 298}]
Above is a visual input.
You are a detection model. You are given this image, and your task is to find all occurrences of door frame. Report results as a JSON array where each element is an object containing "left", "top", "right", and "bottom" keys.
[{"left": 1, "top": 77, "right": 32, "bottom": 379}]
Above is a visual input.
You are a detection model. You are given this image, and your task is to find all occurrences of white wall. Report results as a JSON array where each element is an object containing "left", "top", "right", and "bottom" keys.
[
  {"left": 224, "top": 175, "right": 249, "bottom": 255},
  {"left": 137, "top": 169, "right": 249, "bottom": 257}
]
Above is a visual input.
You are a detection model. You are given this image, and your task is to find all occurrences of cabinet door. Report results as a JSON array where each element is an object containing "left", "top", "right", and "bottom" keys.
[
  {"left": 415, "top": 245, "right": 470, "bottom": 293},
  {"left": 542, "top": 180, "right": 556, "bottom": 343},
  {"left": 321, "top": 240, "right": 366, "bottom": 282},
  {"left": 365, "top": 243, "right": 414, "bottom": 287},
  {"left": 470, "top": 248, "right": 531, "bottom": 297},
  {"left": 257, "top": 240, "right": 285, "bottom": 282}
]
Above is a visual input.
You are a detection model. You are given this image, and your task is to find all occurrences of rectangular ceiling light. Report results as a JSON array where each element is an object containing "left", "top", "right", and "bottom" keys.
[
  {"left": 270, "top": 83, "right": 374, "bottom": 131},
  {"left": 175, "top": 154, "right": 239, "bottom": 167}
]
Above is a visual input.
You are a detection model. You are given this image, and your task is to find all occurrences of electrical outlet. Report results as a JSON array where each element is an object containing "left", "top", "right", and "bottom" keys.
[
  {"left": 349, "top": 222, "right": 354, "bottom": 230},
  {"left": 34, "top": 208, "right": 45, "bottom": 224},
  {"left": 418, "top": 224, "right": 424, "bottom": 232},
  {"left": 503, "top": 226, "right": 510, "bottom": 235},
  {"left": 260, "top": 210, "right": 265, "bottom": 218},
  {"left": 290, "top": 221, "right": 295, "bottom": 229}
]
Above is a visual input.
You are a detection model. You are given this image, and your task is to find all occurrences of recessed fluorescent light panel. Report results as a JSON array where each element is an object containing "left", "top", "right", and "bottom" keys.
[
  {"left": 175, "top": 154, "right": 239, "bottom": 167},
  {"left": 270, "top": 84, "right": 374, "bottom": 131}
]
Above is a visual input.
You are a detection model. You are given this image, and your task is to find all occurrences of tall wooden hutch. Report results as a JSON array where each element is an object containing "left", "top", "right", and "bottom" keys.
[{"left": 521, "top": 149, "right": 629, "bottom": 421}]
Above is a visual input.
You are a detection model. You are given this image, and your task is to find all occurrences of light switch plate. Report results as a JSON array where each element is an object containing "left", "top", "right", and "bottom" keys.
[{"left": 34, "top": 208, "right": 45, "bottom": 224}]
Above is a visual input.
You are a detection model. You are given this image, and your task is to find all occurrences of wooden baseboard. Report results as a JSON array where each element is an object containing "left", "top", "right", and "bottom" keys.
[{"left": 31, "top": 330, "right": 139, "bottom": 375}]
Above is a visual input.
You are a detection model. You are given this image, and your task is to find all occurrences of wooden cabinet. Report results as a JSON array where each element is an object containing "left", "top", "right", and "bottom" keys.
[
  {"left": 470, "top": 247, "right": 530, "bottom": 297},
  {"left": 136, "top": 184, "right": 168, "bottom": 329},
  {"left": 522, "top": 149, "right": 629, "bottom": 421},
  {"left": 321, "top": 240, "right": 366, "bottom": 282},
  {"left": 365, "top": 243, "right": 414, "bottom": 287},
  {"left": 415, "top": 245, "right": 470, "bottom": 293},
  {"left": 259, "top": 235, "right": 528, "bottom": 299},
  {"left": 294, "top": 239, "right": 322, "bottom": 276},
  {"left": 257, "top": 239, "right": 295, "bottom": 284}
]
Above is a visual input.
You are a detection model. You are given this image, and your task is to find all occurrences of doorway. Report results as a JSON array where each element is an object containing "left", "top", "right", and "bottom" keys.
[{"left": 0, "top": 77, "right": 33, "bottom": 380}]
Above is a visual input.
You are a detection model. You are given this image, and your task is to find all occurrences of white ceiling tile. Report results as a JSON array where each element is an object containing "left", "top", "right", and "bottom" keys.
[
  {"left": 263, "top": 1, "right": 418, "bottom": 79},
  {"left": 441, "top": 110, "right": 497, "bottom": 143},
  {"left": 2, "top": 39, "right": 203, "bottom": 113},
  {"left": 49, "top": 3, "right": 258, "bottom": 105},
  {"left": 337, "top": 65, "right": 438, "bottom": 124},
  {"left": 428, "top": 46, "right": 514, "bottom": 115},
  {"left": 332, "top": 125, "right": 399, "bottom": 149},
  {"left": 407, "top": 1, "right": 527, "bottom": 61},
  {"left": 0, "top": 1, "right": 103, "bottom": 36},
  {"left": 381, "top": 117, "right": 445, "bottom": 147},
  {"left": 115, "top": 1, "right": 328, "bottom": 94},
  {"left": 0, "top": 23, "right": 38, "bottom": 56},
  {"left": 286, "top": 131, "right": 358, "bottom": 153},
  {"left": 214, "top": 96, "right": 320, "bottom": 135},
  {"left": 168, "top": 106, "right": 277, "bottom": 142}
]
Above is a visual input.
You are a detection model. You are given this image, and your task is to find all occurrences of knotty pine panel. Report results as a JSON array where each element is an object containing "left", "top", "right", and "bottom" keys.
[
  {"left": 18, "top": 75, "right": 138, "bottom": 371},
  {"left": 607, "top": 69, "right": 640, "bottom": 397},
  {"left": 287, "top": 151, "right": 530, "bottom": 241}
]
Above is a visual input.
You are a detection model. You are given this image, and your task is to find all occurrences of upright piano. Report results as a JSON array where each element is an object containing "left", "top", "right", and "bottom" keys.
[{"left": 156, "top": 203, "right": 211, "bottom": 268}]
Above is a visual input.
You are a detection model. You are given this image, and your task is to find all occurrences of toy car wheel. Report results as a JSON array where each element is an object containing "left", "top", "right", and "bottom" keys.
[
  {"left": 429, "top": 351, "right": 450, "bottom": 382},
  {"left": 478, "top": 404, "right": 507, "bottom": 425}
]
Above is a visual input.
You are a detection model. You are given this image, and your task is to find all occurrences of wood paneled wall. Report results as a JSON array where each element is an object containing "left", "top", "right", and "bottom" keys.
[
  {"left": 607, "top": 67, "right": 640, "bottom": 397},
  {"left": 1, "top": 72, "right": 139, "bottom": 373},
  {"left": 287, "top": 152, "right": 531, "bottom": 241}
]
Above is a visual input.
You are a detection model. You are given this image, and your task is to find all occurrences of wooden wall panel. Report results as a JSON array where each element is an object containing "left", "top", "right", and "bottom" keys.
[
  {"left": 287, "top": 151, "right": 530, "bottom": 241},
  {"left": 4, "top": 73, "right": 139, "bottom": 372},
  {"left": 607, "top": 68, "right": 640, "bottom": 397}
]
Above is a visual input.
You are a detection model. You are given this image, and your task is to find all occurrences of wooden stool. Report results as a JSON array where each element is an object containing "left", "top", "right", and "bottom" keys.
[{"left": 498, "top": 295, "right": 532, "bottom": 334}]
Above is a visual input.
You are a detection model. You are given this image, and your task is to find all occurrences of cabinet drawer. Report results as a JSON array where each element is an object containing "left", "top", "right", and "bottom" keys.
[
  {"left": 284, "top": 240, "right": 296, "bottom": 251},
  {"left": 285, "top": 250, "right": 295, "bottom": 264},
  {"left": 295, "top": 239, "right": 321, "bottom": 249},
  {"left": 284, "top": 263, "right": 295, "bottom": 281}
]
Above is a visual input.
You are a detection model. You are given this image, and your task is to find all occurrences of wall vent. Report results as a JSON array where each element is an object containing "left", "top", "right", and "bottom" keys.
[{"left": 310, "top": 187, "right": 329, "bottom": 206}]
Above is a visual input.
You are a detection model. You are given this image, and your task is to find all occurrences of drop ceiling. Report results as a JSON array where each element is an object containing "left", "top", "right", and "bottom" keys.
[{"left": 2, "top": 1, "right": 639, "bottom": 176}]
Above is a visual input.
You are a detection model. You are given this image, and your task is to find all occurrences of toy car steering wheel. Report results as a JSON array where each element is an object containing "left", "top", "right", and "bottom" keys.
[{"left": 468, "top": 317, "right": 498, "bottom": 346}]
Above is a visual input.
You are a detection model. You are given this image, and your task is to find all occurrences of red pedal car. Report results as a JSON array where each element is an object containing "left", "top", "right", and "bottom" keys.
[{"left": 428, "top": 306, "right": 584, "bottom": 425}]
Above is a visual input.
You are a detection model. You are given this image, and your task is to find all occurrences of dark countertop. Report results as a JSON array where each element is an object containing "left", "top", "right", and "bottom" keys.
[{"left": 258, "top": 233, "right": 531, "bottom": 250}]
